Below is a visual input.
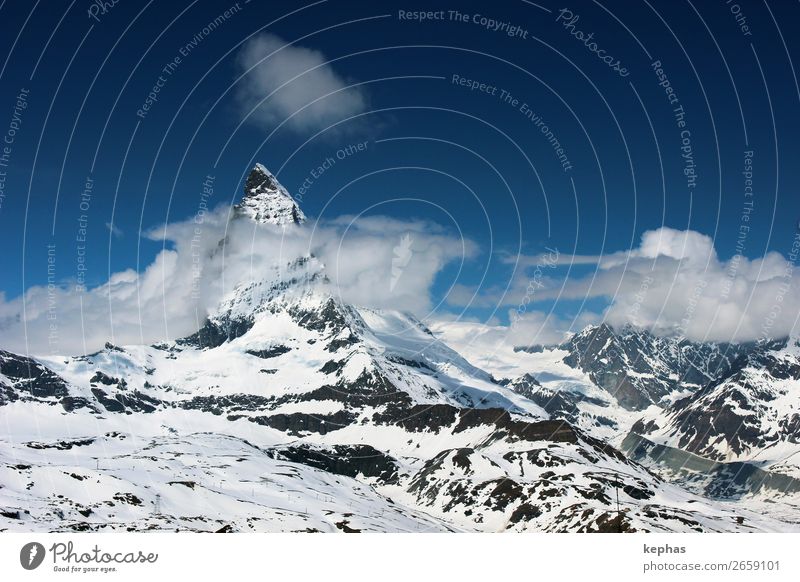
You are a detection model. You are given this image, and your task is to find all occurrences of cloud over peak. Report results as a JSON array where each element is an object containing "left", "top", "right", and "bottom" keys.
[{"left": 0, "top": 203, "right": 472, "bottom": 356}]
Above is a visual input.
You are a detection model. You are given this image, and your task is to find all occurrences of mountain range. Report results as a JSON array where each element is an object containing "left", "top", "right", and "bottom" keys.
[{"left": 2, "top": 164, "right": 799, "bottom": 532}]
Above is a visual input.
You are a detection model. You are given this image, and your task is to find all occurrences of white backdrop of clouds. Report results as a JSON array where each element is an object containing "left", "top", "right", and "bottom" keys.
[
  {"left": 446, "top": 227, "right": 800, "bottom": 344},
  {"left": 0, "top": 206, "right": 473, "bottom": 356},
  {"left": 3, "top": 214, "right": 797, "bottom": 356}
]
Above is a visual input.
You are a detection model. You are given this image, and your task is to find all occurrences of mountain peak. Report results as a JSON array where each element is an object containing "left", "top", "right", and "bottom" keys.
[{"left": 234, "top": 163, "right": 307, "bottom": 225}]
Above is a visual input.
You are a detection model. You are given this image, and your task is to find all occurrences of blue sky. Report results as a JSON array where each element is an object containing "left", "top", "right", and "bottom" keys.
[{"left": 1, "top": 0, "right": 799, "bottom": 353}]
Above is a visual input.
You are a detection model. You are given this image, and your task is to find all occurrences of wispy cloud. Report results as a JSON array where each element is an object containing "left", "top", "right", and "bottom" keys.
[{"left": 105, "top": 222, "right": 123, "bottom": 238}]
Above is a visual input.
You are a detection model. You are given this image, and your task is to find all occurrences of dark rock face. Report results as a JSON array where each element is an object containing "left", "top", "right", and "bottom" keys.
[
  {"left": 90, "top": 387, "right": 160, "bottom": 414},
  {"left": 319, "top": 360, "right": 344, "bottom": 375},
  {"left": 181, "top": 394, "right": 274, "bottom": 416},
  {"left": 374, "top": 400, "right": 581, "bottom": 445},
  {"left": 26, "top": 438, "right": 95, "bottom": 450},
  {"left": 245, "top": 345, "right": 291, "bottom": 359},
  {"left": 176, "top": 368, "right": 414, "bottom": 432},
  {"left": 0, "top": 350, "right": 71, "bottom": 404},
  {"left": 514, "top": 344, "right": 559, "bottom": 354},
  {"left": 233, "top": 164, "right": 307, "bottom": 225},
  {"left": 385, "top": 355, "right": 436, "bottom": 372},
  {"left": 251, "top": 410, "right": 357, "bottom": 436},
  {"left": 373, "top": 402, "right": 458, "bottom": 432},
  {"left": 505, "top": 373, "right": 541, "bottom": 399},
  {"left": 244, "top": 165, "right": 280, "bottom": 200},
  {"left": 506, "top": 373, "right": 611, "bottom": 427},
  {"left": 558, "top": 324, "right": 756, "bottom": 410},
  {"left": 60, "top": 396, "right": 95, "bottom": 412},
  {"left": 271, "top": 444, "right": 400, "bottom": 484},
  {"left": 290, "top": 298, "right": 352, "bottom": 335},
  {"left": 90, "top": 371, "right": 124, "bottom": 387},
  {"left": 177, "top": 316, "right": 254, "bottom": 349}
]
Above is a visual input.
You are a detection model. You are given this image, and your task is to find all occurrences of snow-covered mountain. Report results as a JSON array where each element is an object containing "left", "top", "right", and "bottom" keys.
[
  {"left": 2, "top": 165, "right": 799, "bottom": 532},
  {"left": 630, "top": 338, "right": 800, "bottom": 471},
  {"left": 517, "top": 324, "right": 756, "bottom": 411}
]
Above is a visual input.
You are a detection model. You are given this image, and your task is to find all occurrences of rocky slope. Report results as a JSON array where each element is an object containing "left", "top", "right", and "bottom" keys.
[
  {"left": 517, "top": 324, "right": 756, "bottom": 411},
  {"left": 630, "top": 338, "right": 800, "bottom": 473}
]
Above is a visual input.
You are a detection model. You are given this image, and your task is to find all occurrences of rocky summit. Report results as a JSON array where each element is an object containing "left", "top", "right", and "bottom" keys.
[{"left": 234, "top": 163, "right": 307, "bottom": 226}]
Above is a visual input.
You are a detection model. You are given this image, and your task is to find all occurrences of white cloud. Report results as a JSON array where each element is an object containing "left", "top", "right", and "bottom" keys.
[
  {"left": 601, "top": 234, "right": 799, "bottom": 342},
  {"left": 235, "top": 33, "right": 367, "bottom": 135},
  {"left": 637, "top": 227, "right": 716, "bottom": 264},
  {"left": 448, "top": 227, "right": 800, "bottom": 343},
  {"left": 0, "top": 207, "right": 473, "bottom": 356}
]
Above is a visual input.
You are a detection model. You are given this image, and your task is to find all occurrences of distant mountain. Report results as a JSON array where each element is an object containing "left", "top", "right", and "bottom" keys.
[{"left": 518, "top": 323, "right": 756, "bottom": 411}]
